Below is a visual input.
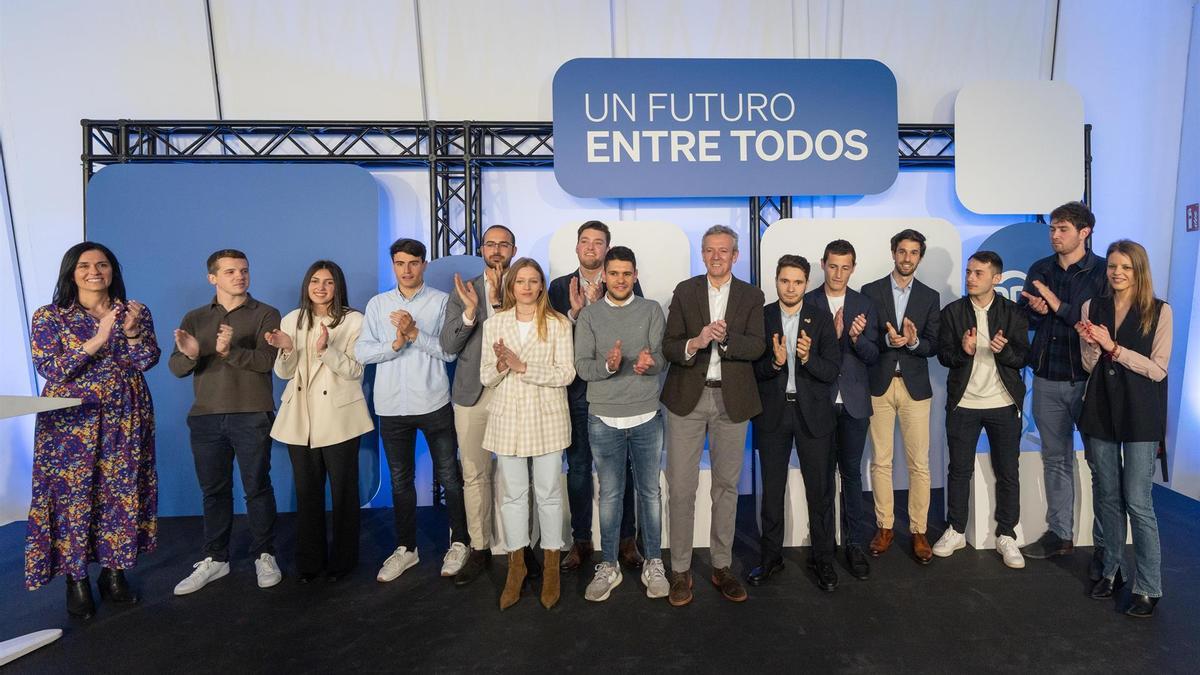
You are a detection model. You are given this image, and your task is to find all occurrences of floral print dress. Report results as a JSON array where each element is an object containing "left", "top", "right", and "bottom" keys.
[{"left": 25, "top": 301, "right": 160, "bottom": 589}]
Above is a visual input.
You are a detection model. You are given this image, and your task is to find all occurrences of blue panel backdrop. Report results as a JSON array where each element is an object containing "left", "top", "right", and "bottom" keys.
[{"left": 86, "top": 164, "right": 381, "bottom": 516}]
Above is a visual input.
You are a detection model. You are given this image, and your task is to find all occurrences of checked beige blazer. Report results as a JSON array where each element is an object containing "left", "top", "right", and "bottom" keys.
[{"left": 480, "top": 308, "right": 576, "bottom": 457}]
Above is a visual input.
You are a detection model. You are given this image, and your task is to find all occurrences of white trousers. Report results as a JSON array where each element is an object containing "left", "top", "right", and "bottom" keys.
[{"left": 495, "top": 452, "right": 565, "bottom": 552}]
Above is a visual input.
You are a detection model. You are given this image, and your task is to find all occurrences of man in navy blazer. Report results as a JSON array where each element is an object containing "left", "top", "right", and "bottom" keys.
[
  {"left": 546, "top": 220, "right": 645, "bottom": 572},
  {"left": 804, "top": 240, "right": 879, "bottom": 581},
  {"left": 859, "top": 229, "right": 941, "bottom": 564},
  {"left": 749, "top": 255, "right": 841, "bottom": 592}
]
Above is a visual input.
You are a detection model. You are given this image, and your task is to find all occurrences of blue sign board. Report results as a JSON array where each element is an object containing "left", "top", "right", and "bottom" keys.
[{"left": 552, "top": 58, "right": 898, "bottom": 198}]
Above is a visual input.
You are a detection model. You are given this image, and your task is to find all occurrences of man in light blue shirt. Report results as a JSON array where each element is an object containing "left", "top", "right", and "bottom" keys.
[{"left": 356, "top": 238, "right": 469, "bottom": 583}]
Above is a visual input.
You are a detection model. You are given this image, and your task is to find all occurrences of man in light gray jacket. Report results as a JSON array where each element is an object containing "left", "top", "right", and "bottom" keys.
[{"left": 574, "top": 246, "right": 669, "bottom": 602}]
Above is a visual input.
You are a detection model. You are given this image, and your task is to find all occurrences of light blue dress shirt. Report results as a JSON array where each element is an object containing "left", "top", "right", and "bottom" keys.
[
  {"left": 355, "top": 284, "right": 456, "bottom": 416},
  {"left": 890, "top": 274, "right": 920, "bottom": 369},
  {"left": 781, "top": 305, "right": 800, "bottom": 394}
]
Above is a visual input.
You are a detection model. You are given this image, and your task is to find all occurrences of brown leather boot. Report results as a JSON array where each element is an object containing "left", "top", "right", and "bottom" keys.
[
  {"left": 618, "top": 536, "right": 644, "bottom": 569},
  {"left": 560, "top": 540, "right": 593, "bottom": 571},
  {"left": 499, "top": 550, "right": 526, "bottom": 611},
  {"left": 540, "top": 549, "right": 561, "bottom": 609}
]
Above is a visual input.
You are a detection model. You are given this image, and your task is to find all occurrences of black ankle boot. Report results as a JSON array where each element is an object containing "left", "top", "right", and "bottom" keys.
[
  {"left": 66, "top": 576, "right": 96, "bottom": 619},
  {"left": 98, "top": 567, "right": 139, "bottom": 605},
  {"left": 523, "top": 546, "right": 543, "bottom": 580}
]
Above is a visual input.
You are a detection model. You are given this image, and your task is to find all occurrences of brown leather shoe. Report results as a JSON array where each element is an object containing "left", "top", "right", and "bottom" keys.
[
  {"left": 668, "top": 570, "right": 693, "bottom": 607},
  {"left": 618, "top": 536, "right": 644, "bottom": 569},
  {"left": 711, "top": 567, "right": 748, "bottom": 603},
  {"left": 560, "top": 540, "right": 593, "bottom": 571},
  {"left": 869, "top": 528, "right": 894, "bottom": 557},
  {"left": 912, "top": 532, "right": 933, "bottom": 564},
  {"left": 540, "top": 549, "right": 560, "bottom": 609}
]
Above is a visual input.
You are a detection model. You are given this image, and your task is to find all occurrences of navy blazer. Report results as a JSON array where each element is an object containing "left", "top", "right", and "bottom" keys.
[
  {"left": 548, "top": 271, "right": 642, "bottom": 403},
  {"left": 804, "top": 286, "right": 880, "bottom": 420},
  {"left": 752, "top": 301, "right": 840, "bottom": 439},
  {"left": 860, "top": 275, "right": 941, "bottom": 400}
]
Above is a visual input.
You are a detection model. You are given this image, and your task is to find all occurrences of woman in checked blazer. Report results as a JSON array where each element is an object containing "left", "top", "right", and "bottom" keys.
[
  {"left": 267, "top": 260, "right": 373, "bottom": 583},
  {"left": 480, "top": 258, "right": 575, "bottom": 611}
]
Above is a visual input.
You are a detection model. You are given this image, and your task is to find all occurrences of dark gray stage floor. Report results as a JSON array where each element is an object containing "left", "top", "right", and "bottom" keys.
[{"left": 2, "top": 487, "right": 1197, "bottom": 673}]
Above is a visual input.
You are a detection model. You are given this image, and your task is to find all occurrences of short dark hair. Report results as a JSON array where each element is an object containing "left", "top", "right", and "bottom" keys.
[
  {"left": 1049, "top": 201, "right": 1095, "bottom": 232},
  {"left": 968, "top": 250, "right": 1004, "bottom": 274},
  {"left": 389, "top": 238, "right": 426, "bottom": 260},
  {"left": 822, "top": 239, "right": 856, "bottom": 264},
  {"left": 890, "top": 229, "right": 927, "bottom": 258},
  {"left": 578, "top": 220, "right": 611, "bottom": 246},
  {"left": 482, "top": 224, "right": 516, "bottom": 245},
  {"left": 207, "top": 248, "right": 247, "bottom": 274},
  {"left": 775, "top": 254, "right": 810, "bottom": 279},
  {"left": 53, "top": 241, "right": 127, "bottom": 308},
  {"left": 604, "top": 245, "right": 636, "bottom": 269}
]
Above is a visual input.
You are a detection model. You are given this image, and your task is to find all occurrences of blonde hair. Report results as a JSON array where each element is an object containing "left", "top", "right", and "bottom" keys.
[
  {"left": 500, "top": 258, "right": 563, "bottom": 340},
  {"left": 1106, "top": 239, "right": 1157, "bottom": 336}
]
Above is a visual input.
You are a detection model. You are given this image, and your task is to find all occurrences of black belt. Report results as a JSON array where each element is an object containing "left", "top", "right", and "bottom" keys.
[
  {"left": 704, "top": 380, "right": 722, "bottom": 388},
  {"left": 785, "top": 392, "right": 798, "bottom": 402},
  {"left": 893, "top": 371, "right": 904, "bottom": 378}
]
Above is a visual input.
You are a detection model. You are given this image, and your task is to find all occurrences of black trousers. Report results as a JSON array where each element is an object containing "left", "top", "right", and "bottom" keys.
[
  {"left": 833, "top": 404, "right": 871, "bottom": 548},
  {"left": 758, "top": 403, "right": 836, "bottom": 564},
  {"left": 945, "top": 405, "right": 1022, "bottom": 538},
  {"left": 288, "top": 437, "right": 362, "bottom": 576},
  {"left": 380, "top": 404, "right": 469, "bottom": 549}
]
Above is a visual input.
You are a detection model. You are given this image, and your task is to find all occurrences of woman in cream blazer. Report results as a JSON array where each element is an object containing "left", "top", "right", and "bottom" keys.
[
  {"left": 481, "top": 258, "right": 575, "bottom": 610},
  {"left": 267, "top": 260, "right": 373, "bottom": 582}
]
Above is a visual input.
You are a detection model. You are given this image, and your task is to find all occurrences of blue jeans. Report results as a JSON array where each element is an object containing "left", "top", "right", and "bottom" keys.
[
  {"left": 1032, "top": 377, "right": 1103, "bottom": 545},
  {"left": 589, "top": 413, "right": 664, "bottom": 562},
  {"left": 566, "top": 396, "right": 635, "bottom": 542},
  {"left": 1091, "top": 437, "right": 1162, "bottom": 597}
]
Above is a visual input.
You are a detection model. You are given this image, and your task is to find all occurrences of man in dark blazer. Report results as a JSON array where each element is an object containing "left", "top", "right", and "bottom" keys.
[
  {"left": 661, "top": 225, "right": 764, "bottom": 607},
  {"left": 805, "top": 240, "right": 879, "bottom": 581},
  {"left": 750, "top": 255, "right": 842, "bottom": 592},
  {"left": 547, "top": 220, "right": 644, "bottom": 572},
  {"left": 860, "top": 229, "right": 941, "bottom": 564}
]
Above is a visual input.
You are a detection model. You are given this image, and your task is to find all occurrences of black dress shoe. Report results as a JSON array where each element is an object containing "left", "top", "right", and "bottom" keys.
[
  {"left": 746, "top": 559, "right": 785, "bottom": 586},
  {"left": 454, "top": 549, "right": 491, "bottom": 587},
  {"left": 325, "top": 568, "right": 353, "bottom": 582},
  {"left": 1125, "top": 594, "right": 1159, "bottom": 618},
  {"left": 66, "top": 576, "right": 96, "bottom": 619},
  {"left": 98, "top": 567, "right": 138, "bottom": 605},
  {"left": 846, "top": 545, "right": 871, "bottom": 580},
  {"left": 808, "top": 560, "right": 839, "bottom": 592},
  {"left": 1090, "top": 571, "right": 1125, "bottom": 599},
  {"left": 297, "top": 572, "right": 321, "bottom": 584},
  {"left": 1088, "top": 548, "right": 1105, "bottom": 582},
  {"left": 523, "top": 546, "right": 542, "bottom": 580}
]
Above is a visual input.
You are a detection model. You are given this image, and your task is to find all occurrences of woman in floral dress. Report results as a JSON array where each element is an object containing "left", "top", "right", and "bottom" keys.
[{"left": 26, "top": 241, "right": 160, "bottom": 619}]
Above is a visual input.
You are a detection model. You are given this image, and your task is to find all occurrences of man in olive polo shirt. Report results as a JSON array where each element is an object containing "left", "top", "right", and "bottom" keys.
[{"left": 169, "top": 249, "right": 283, "bottom": 595}]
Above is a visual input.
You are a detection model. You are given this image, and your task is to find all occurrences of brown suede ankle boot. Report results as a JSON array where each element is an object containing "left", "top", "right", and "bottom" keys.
[
  {"left": 540, "top": 549, "right": 561, "bottom": 609},
  {"left": 499, "top": 550, "right": 526, "bottom": 611}
]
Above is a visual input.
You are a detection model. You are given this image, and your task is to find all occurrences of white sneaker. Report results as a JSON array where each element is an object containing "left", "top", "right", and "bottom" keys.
[
  {"left": 584, "top": 561, "right": 623, "bottom": 602},
  {"left": 641, "top": 558, "right": 669, "bottom": 599},
  {"left": 377, "top": 546, "right": 419, "bottom": 582},
  {"left": 932, "top": 527, "right": 966, "bottom": 558},
  {"left": 996, "top": 535, "right": 1026, "bottom": 569},
  {"left": 441, "top": 542, "right": 469, "bottom": 577},
  {"left": 255, "top": 553, "right": 283, "bottom": 588},
  {"left": 173, "top": 557, "right": 230, "bottom": 595}
]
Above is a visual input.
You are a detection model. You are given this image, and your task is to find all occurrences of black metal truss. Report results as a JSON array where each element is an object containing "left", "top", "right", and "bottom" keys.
[{"left": 82, "top": 120, "right": 1091, "bottom": 278}]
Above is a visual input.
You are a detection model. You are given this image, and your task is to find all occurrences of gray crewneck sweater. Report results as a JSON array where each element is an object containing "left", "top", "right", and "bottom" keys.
[{"left": 574, "top": 296, "right": 666, "bottom": 418}]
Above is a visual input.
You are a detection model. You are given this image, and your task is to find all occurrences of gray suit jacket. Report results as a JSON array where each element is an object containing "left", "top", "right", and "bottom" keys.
[{"left": 439, "top": 274, "right": 490, "bottom": 406}]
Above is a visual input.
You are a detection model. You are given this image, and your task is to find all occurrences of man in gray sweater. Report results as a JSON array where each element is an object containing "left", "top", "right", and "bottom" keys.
[{"left": 574, "top": 246, "right": 669, "bottom": 602}]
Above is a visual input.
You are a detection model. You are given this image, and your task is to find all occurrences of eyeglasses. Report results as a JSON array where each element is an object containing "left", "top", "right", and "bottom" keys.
[{"left": 482, "top": 241, "right": 513, "bottom": 250}]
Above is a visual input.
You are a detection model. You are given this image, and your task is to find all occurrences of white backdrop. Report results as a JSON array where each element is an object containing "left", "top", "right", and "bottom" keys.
[{"left": 1, "top": 0, "right": 1197, "bottom": 523}]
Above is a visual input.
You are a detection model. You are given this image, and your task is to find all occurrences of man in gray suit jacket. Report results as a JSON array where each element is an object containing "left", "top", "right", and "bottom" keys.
[{"left": 439, "top": 224, "right": 518, "bottom": 585}]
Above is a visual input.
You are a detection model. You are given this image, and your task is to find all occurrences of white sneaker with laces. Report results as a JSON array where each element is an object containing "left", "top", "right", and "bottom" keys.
[
  {"left": 377, "top": 546, "right": 420, "bottom": 582},
  {"left": 932, "top": 527, "right": 966, "bottom": 558},
  {"left": 255, "top": 553, "right": 283, "bottom": 588},
  {"left": 584, "top": 561, "right": 623, "bottom": 602},
  {"left": 441, "top": 542, "right": 469, "bottom": 577},
  {"left": 996, "top": 535, "right": 1026, "bottom": 569},
  {"left": 641, "top": 558, "right": 669, "bottom": 599},
  {"left": 174, "top": 557, "right": 230, "bottom": 596}
]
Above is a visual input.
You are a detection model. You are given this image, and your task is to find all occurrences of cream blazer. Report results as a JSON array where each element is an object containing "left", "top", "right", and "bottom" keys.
[
  {"left": 480, "top": 309, "right": 575, "bottom": 457},
  {"left": 271, "top": 309, "right": 374, "bottom": 448}
]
